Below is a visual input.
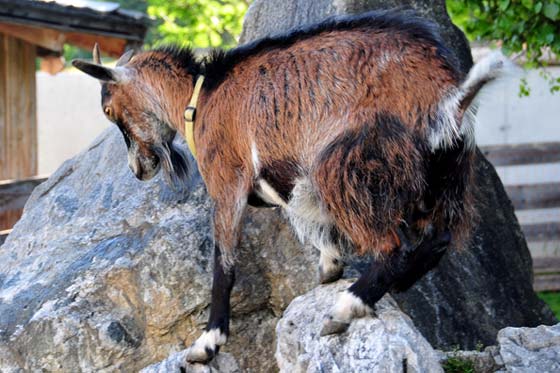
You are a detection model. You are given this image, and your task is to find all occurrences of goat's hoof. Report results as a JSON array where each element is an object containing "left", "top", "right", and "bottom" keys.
[
  {"left": 319, "top": 265, "right": 344, "bottom": 284},
  {"left": 186, "top": 345, "right": 216, "bottom": 364},
  {"left": 319, "top": 257, "right": 344, "bottom": 284},
  {"left": 320, "top": 316, "right": 350, "bottom": 336}
]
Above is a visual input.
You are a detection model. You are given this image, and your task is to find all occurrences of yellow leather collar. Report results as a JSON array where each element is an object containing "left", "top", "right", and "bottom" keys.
[{"left": 184, "top": 75, "right": 205, "bottom": 157}]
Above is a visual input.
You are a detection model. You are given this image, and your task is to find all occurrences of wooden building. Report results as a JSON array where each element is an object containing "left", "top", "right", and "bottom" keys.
[{"left": 0, "top": 0, "right": 149, "bottom": 230}]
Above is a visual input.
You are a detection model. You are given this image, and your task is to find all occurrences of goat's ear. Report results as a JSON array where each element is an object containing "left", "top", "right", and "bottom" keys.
[
  {"left": 72, "top": 60, "right": 118, "bottom": 82},
  {"left": 116, "top": 49, "right": 135, "bottom": 67}
]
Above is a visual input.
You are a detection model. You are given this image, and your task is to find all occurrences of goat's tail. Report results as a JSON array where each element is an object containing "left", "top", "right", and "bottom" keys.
[
  {"left": 458, "top": 51, "right": 513, "bottom": 114},
  {"left": 429, "top": 51, "right": 514, "bottom": 150}
]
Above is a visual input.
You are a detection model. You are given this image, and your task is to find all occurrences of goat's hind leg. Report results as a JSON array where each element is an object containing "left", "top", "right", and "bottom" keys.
[
  {"left": 317, "top": 229, "right": 346, "bottom": 284},
  {"left": 390, "top": 226, "right": 451, "bottom": 292},
  {"left": 320, "top": 253, "right": 389, "bottom": 336},
  {"left": 287, "top": 178, "right": 345, "bottom": 284},
  {"left": 320, "top": 226, "right": 451, "bottom": 336}
]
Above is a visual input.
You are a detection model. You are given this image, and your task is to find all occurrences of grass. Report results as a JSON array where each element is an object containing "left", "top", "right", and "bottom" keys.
[{"left": 538, "top": 291, "right": 560, "bottom": 319}]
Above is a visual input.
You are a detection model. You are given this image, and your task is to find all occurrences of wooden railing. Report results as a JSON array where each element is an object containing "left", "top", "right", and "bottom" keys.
[
  {"left": 482, "top": 142, "right": 560, "bottom": 291},
  {"left": 482, "top": 142, "right": 560, "bottom": 167},
  {"left": 0, "top": 229, "right": 9, "bottom": 246},
  {"left": 0, "top": 175, "right": 47, "bottom": 239}
]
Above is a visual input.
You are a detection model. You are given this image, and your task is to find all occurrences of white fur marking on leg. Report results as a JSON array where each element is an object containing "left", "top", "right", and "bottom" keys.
[
  {"left": 319, "top": 242, "right": 342, "bottom": 274},
  {"left": 319, "top": 241, "right": 341, "bottom": 261},
  {"left": 330, "top": 290, "right": 372, "bottom": 322},
  {"left": 189, "top": 328, "right": 227, "bottom": 355}
]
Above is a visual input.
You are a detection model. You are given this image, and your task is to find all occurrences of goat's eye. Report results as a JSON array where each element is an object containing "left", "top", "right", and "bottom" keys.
[{"left": 104, "top": 107, "right": 114, "bottom": 120}]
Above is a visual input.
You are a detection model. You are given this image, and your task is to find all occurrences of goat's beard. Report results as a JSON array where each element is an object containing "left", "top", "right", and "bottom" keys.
[{"left": 152, "top": 140, "right": 192, "bottom": 189}]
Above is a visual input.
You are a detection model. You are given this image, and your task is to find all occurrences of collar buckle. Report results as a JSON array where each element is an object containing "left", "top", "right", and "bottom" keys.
[{"left": 184, "top": 106, "right": 196, "bottom": 123}]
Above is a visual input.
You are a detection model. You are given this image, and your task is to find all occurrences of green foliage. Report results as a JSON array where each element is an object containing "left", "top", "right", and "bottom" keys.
[
  {"left": 442, "top": 356, "right": 476, "bottom": 373},
  {"left": 538, "top": 291, "right": 560, "bottom": 319},
  {"left": 63, "top": 0, "right": 249, "bottom": 62},
  {"left": 146, "top": 0, "right": 250, "bottom": 49},
  {"left": 63, "top": 44, "right": 92, "bottom": 63},
  {"left": 448, "top": 0, "right": 560, "bottom": 94}
]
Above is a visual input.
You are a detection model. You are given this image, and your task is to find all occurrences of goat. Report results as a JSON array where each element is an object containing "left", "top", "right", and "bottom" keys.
[{"left": 73, "top": 10, "right": 509, "bottom": 364}]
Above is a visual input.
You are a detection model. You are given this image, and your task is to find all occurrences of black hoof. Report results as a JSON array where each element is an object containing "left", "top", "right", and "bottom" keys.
[
  {"left": 319, "top": 265, "right": 344, "bottom": 284},
  {"left": 185, "top": 346, "right": 216, "bottom": 364}
]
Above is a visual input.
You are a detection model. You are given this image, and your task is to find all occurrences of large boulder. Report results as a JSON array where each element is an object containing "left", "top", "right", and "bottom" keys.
[
  {"left": 0, "top": 128, "right": 318, "bottom": 371},
  {"left": 497, "top": 323, "right": 560, "bottom": 372},
  {"left": 241, "top": 0, "right": 556, "bottom": 350},
  {"left": 0, "top": 1, "right": 556, "bottom": 371},
  {"left": 276, "top": 280, "right": 443, "bottom": 373}
]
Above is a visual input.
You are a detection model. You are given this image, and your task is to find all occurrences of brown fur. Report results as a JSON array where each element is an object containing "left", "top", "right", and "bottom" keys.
[{"left": 84, "top": 15, "right": 476, "bottom": 258}]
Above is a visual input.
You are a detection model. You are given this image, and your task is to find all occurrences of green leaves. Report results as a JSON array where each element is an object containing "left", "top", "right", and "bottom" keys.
[
  {"left": 448, "top": 0, "right": 560, "bottom": 94},
  {"left": 500, "top": 0, "right": 511, "bottom": 11},
  {"left": 146, "top": 0, "right": 249, "bottom": 49},
  {"left": 535, "top": 2, "right": 543, "bottom": 13},
  {"left": 544, "top": 2, "right": 560, "bottom": 19}
]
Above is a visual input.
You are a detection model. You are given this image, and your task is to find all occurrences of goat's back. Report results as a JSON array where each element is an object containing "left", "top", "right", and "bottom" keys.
[
  {"left": 201, "top": 11, "right": 462, "bottom": 171},
  {"left": 196, "top": 11, "right": 482, "bottom": 255}
]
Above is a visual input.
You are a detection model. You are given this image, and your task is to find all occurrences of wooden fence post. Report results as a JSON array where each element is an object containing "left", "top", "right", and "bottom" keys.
[{"left": 0, "top": 33, "right": 37, "bottom": 229}]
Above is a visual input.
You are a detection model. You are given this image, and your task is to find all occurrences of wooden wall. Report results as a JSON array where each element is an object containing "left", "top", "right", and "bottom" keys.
[{"left": 0, "top": 33, "right": 37, "bottom": 229}]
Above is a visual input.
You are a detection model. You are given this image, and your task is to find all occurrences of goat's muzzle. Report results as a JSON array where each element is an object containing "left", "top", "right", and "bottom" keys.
[{"left": 129, "top": 152, "right": 161, "bottom": 181}]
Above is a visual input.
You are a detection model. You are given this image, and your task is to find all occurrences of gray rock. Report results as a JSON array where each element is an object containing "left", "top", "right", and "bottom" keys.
[
  {"left": 497, "top": 323, "right": 560, "bottom": 372},
  {"left": 241, "top": 0, "right": 556, "bottom": 351},
  {"left": 0, "top": 128, "right": 318, "bottom": 372},
  {"left": 437, "top": 323, "right": 560, "bottom": 373},
  {"left": 276, "top": 279, "right": 443, "bottom": 373},
  {"left": 140, "top": 349, "right": 239, "bottom": 373}
]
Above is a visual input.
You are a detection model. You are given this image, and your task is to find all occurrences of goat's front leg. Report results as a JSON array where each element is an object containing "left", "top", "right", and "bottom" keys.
[
  {"left": 186, "top": 244, "right": 235, "bottom": 363},
  {"left": 187, "top": 193, "right": 247, "bottom": 364}
]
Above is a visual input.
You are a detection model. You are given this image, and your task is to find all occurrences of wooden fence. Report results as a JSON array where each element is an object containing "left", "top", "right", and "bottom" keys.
[
  {"left": 482, "top": 142, "right": 560, "bottom": 291},
  {"left": 0, "top": 34, "right": 38, "bottom": 181},
  {"left": 0, "top": 143, "right": 559, "bottom": 290},
  {"left": 0, "top": 175, "right": 47, "bottom": 243}
]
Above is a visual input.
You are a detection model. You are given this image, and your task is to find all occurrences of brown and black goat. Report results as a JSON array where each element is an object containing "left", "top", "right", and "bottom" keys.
[{"left": 73, "top": 10, "right": 510, "bottom": 364}]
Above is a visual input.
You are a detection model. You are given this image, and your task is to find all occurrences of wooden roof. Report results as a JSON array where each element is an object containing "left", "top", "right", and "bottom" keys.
[{"left": 0, "top": 0, "right": 150, "bottom": 56}]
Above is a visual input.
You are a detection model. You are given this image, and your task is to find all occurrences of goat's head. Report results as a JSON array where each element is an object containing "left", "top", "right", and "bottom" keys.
[{"left": 72, "top": 44, "right": 193, "bottom": 185}]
